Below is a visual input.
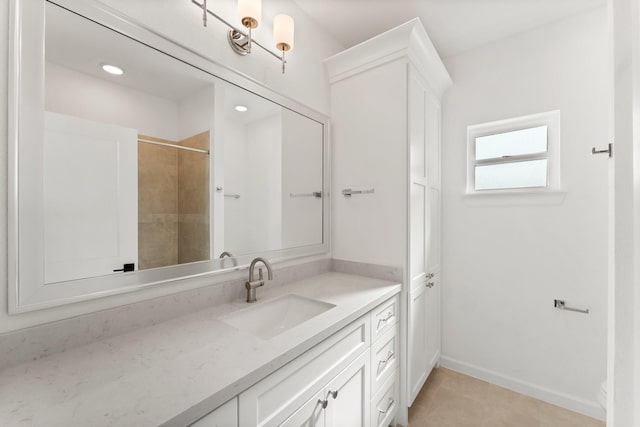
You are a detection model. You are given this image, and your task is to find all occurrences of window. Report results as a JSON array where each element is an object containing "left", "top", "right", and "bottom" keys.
[{"left": 467, "top": 111, "right": 560, "bottom": 193}]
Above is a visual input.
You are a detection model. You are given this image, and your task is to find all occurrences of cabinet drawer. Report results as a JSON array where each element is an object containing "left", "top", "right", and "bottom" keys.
[
  {"left": 371, "top": 295, "right": 398, "bottom": 342},
  {"left": 371, "top": 371, "right": 399, "bottom": 427},
  {"left": 239, "top": 315, "right": 370, "bottom": 427},
  {"left": 371, "top": 324, "right": 398, "bottom": 394}
]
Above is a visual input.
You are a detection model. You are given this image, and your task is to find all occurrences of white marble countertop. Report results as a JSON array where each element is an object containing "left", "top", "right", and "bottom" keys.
[{"left": 0, "top": 272, "right": 400, "bottom": 427}]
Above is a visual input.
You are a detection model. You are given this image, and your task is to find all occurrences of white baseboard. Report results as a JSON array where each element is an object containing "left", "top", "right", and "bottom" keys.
[{"left": 439, "top": 356, "right": 605, "bottom": 421}]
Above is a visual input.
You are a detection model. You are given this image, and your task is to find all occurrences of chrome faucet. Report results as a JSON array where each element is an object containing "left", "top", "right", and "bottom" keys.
[
  {"left": 219, "top": 251, "right": 234, "bottom": 258},
  {"left": 245, "top": 257, "right": 273, "bottom": 303}
]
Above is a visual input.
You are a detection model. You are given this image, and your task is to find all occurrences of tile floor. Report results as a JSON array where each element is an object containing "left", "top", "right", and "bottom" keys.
[{"left": 408, "top": 368, "right": 605, "bottom": 427}]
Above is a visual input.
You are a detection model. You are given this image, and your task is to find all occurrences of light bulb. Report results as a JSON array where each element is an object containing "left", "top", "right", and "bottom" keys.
[
  {"left": 274, "top": 14, "right": 294, "bottom": 52},
  {"left": 101, "top": 64, "right": 124, "bottom": 75},
  {"left": 238, "top": 0, "right": 261, "bottom": 28}
]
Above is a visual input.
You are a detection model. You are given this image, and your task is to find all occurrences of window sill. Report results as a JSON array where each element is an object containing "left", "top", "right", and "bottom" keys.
[{"left": 463, "top": 190, "right": 567, "bottom": 207}]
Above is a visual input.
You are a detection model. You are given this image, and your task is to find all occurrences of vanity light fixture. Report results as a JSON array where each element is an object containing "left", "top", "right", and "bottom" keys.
[
  {"left": 101, "top": 64, "right": 124, "bottom": 75},
  {"left": 192, "top": 0, "right": 294, "bottom": 73},
  {"left": 235, "top": 105, "right": 248, "bottom": 112}
]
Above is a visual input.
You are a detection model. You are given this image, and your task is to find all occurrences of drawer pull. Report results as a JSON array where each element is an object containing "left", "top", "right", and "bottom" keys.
[
  {"left": 378, "top": 350, "right": 395, "bottom": 367},
  {"left": 377, "top": 311, "right": 394, "bottom": 329},
  {"left": 319, "top": 390, "right": 338, "bottom": 409},
  {"left": 377, "top": 397, "right": 395, "bottom": 414}
]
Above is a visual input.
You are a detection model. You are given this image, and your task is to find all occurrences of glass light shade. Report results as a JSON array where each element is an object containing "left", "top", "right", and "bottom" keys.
[
  {"left": 274, "top": 14, "right": 294, "bottom": 51},
  {"left": 238, "top": 0, "right": 261, "bottom": 28}
]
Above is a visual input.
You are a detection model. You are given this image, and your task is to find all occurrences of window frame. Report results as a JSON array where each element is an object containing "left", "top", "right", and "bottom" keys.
[{"left": 466, "top": 110, "right": 561, "bottom": 194}]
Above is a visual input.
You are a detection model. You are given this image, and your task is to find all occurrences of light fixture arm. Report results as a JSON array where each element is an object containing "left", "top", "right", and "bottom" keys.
[
  {"left": 202, "top": 0, "right": 207, "bottom": 26},
  {"left": 191, "top": 0, "right": 288, "bottom": 72}
]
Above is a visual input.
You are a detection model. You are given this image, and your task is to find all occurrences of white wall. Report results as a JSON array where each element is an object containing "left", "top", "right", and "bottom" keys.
[
  {"left": 441, "top": 8, "right": 608, "bottom": 418},
  {"left": 178, "top": 85, "right": 215, "bottom": 141},
  {"left": 223, "top": 114, "right": 282, "bottom": 254},
  {"left": 0, "top": 0, "right": 342, "bottom": 333},
  {"left": 281, "top": 108, "right": 323, "bottom": 248},
  {"left": 246, "top": 115, "right": 283, "bottom": 252},
  {"left": 45, "top": 61, "right": 181, "bottom": 140},
  {"left": 223, "top": 120, "right": 250, "bottom": 255},
  {"left": 47, "top": 61, "right": 217, "bottom": 142}
]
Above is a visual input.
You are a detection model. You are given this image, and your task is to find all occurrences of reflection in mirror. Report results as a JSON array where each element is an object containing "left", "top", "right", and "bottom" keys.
[
  {"left": 219, "top": 83, "right": 323, "bottom": 256},
  {"left": 44, "top": 3, "right": 214, "bottom": 282},
  {"left": 33, "top": 1, "right": 325, "bottom": 292}
]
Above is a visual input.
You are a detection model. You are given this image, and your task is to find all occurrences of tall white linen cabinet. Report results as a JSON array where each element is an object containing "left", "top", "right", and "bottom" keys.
[{"left": 325, "top": 18, "right": 452, "bottom": 424}]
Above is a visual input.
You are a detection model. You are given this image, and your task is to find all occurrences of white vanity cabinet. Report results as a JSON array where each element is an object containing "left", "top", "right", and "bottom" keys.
[
  {"left": 325, "top": 18, "right": 451, "bottom": 419},
  {"left": 280, "top": 350, "right": 371, "bottom": 427},
  {"left": 370, "top": 296, "right": 400, "bottom": 427},
  {"left": 238, "top": 313, "right": 371, "bottom": 427},
  {"left": 236, "top": 295, "right": 400, "bottom": 427}
]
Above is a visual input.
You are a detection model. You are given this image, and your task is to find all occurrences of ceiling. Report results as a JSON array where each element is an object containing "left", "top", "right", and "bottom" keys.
[{"left": 291, "top": 0, "right": 607, "bottom": 57}]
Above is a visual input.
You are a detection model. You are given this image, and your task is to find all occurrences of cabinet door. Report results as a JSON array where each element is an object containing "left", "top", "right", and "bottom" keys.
[
  {"left": 280, "top": 391, "right": 326, "bottom": 427},
  {"left": 408, "top": 67, "right": 429, "bottom": 296},
  {"left": 425, "top": 273, "right": 441, "bottom": 374},
  {"left": 425, "top": 95, "right": 441, "bottom": 190},
  {"left": 324, "top": 350, "right": 370, "bottom": 427},
  {"left": 408, "top": 283, "right": 428, "bottom": 405},
  {"left": 408, "top": 66, "right": 431, "bottom": 406},
  {"left": 427, "top": 187, "right": 441, "bottom": 275},
  {"left": 239, "top": 317, "right": 369, "bottom": 427},
  {"left": 190, "top": 398, "right": 238, "bottom": 427}
]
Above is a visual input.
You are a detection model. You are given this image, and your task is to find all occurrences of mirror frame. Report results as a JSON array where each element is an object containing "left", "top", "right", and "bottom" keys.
[{"left": 8, "top": 0, "right": 330, "bottom": 313}]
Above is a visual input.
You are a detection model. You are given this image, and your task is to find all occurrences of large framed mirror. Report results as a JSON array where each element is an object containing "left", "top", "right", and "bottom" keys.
[{"left": 8, "top": 0, "right": 329, "bottom": 312}]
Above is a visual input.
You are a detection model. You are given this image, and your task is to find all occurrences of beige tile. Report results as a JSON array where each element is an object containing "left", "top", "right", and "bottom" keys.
[
  {"left": 137, "top": 132, "right": 211, "bottom": 270},
  {"left": 539, "top": 402, "right": 604, "bottom": 427},
  {"left": 138, "top": 214, "right": 178, "bottom": 270},
  {"left": 408, "top": 402, "right": 432, "bottom": 426},
  {"left": 427, "top": 387, "right": 494, "bottom": 425},
  {"left": 181, "top": 131, "right": 210, "bottom": 151},
  {"left": 409, "top": 368, "right": 603, "bottom": 427}
]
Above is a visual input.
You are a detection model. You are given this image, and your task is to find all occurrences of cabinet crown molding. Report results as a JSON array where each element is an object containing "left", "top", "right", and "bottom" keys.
[{"left": 324, "top": 18, "right": 452, "bottom": 98}]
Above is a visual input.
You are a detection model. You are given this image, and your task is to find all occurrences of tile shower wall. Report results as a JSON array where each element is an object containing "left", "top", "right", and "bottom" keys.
[
  {"left": 138, "top": 136, "right": 179, "bottom": 270},
  {"left": 178, "top": 131, "right": 210, "bottom": 263},
  {"left": 138, "top": 132, "right": 210, "bottom": 269}
]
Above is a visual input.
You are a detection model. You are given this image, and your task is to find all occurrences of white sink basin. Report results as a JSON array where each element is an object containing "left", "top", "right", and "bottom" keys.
[{"left": 221, "top": 294, "right": 335, "bottom": 339}]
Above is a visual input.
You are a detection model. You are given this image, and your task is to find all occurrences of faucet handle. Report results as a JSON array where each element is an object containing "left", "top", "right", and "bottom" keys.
[{"left": 258, "top": 267, "right": 264, "bottom": 281}]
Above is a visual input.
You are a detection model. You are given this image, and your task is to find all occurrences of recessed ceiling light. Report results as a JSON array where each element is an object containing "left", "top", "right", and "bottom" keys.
[
  {"left": 101, "top": 64, "right": 124, "bottom": 76},
  {"left": 235, "top": 105, "right": 248, "bottom": 112}
]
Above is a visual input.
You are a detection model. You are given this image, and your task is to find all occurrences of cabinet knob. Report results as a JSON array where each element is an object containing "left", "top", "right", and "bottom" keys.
[
  {"left": 426, "top": 281, "right": 434, "bottom": 288},
  {"left": 318, "top": 390, "right": 338, "bottom": 410}
]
